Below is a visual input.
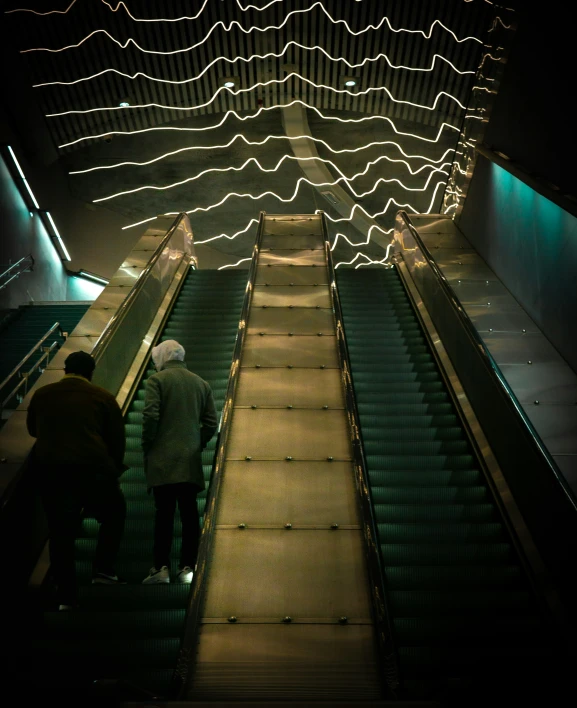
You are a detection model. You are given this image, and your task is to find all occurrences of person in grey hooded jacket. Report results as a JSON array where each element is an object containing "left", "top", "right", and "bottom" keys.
[{"left": 141, "top": 339, "right": 217, "bottom": 584}]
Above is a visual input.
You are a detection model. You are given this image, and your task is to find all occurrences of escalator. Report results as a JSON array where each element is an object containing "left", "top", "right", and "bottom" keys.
[
  {"left": 12, "top": 268, "right": 246, "bottom": 699},
  {"left": 336, "top": 266, "right": 559, "bottom": 701}
]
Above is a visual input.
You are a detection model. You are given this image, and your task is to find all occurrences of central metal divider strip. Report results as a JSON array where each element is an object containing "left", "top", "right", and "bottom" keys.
[{"left": 177, "top": 214, "right": 386, "bottom": 702}]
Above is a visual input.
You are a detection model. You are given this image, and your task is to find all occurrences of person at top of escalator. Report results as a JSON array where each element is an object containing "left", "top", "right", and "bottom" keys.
[
  {"left": 141, "top": 339, "right": 217, "bottom": 585},
  {"left": 26, "top": 350, "right": 128, "bottom": 610}
]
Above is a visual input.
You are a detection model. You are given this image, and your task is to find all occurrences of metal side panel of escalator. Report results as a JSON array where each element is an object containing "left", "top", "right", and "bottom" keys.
[{"left": 174, "top": 214, "right": 390, "bottom": 702}]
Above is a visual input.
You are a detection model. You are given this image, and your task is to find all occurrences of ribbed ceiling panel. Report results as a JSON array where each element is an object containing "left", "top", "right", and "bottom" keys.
[{"left": 10, "top": 0, "right": 492, "bottom": 152}]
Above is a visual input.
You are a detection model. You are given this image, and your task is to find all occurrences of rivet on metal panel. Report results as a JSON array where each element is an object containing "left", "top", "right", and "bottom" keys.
[
  {"left": 487, "top": 302, "right": 491, "bottom": 306},
  {"left": 528, "top": 361, "right": 532, "bottom": 365},
  {"left": 238, "top": 524, "right": 246, "bottom": 529},
  {"left": 288, "top": 332, "right": 294, "bottom": 336},
  {"left": 255, "top": 364, "right": 261, "bottom": 368},
  {"left": 289, "top": 305, "right": 294, "bottom": 309},
  {"left": 251, "top": 405, "right": 257, "bottom": 409},
  {"left": 245, "top": 456, "right": 252, "bottom": 461},
  {"left": 287, "top": 405, "right": 293, "bottom": 409},
  {"left": 486, "top": 281, "right": 489, "bottom": 284},
  {"left": 458, "top": 262, "right": 462, "bottom": 265},
  {"left": 314, "top": 283, "right": 318, "bottom": 286},
  {"left": 267, "top": 264, "right": 271, "bottom": 267},
  {"left": 259, "top": 332, "right": 265, "bottom": 336},
  {"left": 282, "top": 616, "right": 292, "bottom": 622},
  {"left": 338, "top": 616, "right": 348, "bottom": 624},
  {"left": 489, "top": 328, "right": 493, "bottom": 332},
  {"left": 331, "top": 523, "right": 339, "bottom": 530},
  {"left": 286, "top": 456, "right": 293, "bottom": 461},
  {"left": 228, "top": 616, "right": 238, "bottom": 622},
  {"left": 316, "top": 305, "right": 321, "bottom": 309},
  {"left": 284, "top": 523, "right": 292, "bottom": 530},
  {"left": 290, "top": 264, "right": 294, "bottom": 267},
  {"left": 265, "top": 283, "right": 270, "bottom": 286},
  {"left": 534, "top": 400, "right": 539, "bottom": 405},
  {"left": 317, "top": 333, "right": 323, "bottom": 336},
  {"left": 289, "top": 282, "right": 294, "bottom": 286},
  {"left": 322, "top": 405, "right": 329, "bottom": 410},
  {"left": 522, "top": 329, "right": 527, "bottom": 333},
  {"left": 263, "top": 305, "right": 268, "bottom": 309},
  {"left": 327, "top": 456, "right": 334, "bottom": 462},
  {"left": 287, "top": 365, "right": 293, "bottom": 369},
  {"left": 320, "top": 365, "right": 326, "bottom": 369}
]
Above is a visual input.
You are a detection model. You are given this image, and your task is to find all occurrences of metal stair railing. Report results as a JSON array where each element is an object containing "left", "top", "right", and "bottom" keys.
[
  {"left": 0, "top": 321, "right": 65, "bottom": 412},
  {"left": 0, "top": 255, "right": 34, "bottom": 291}
]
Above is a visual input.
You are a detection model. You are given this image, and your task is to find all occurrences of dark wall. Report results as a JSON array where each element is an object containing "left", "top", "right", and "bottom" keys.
[
  {"left": 459, "top": 154, "right": 577, "bottom": 374},
  {"left": 484, "top": 4, "right": 576, "bottom": 197}
]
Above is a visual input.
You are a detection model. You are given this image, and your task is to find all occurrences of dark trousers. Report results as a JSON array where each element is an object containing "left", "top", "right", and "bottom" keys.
[
  {"left": 152, "top": 482, "right": 200, "bottom": 570},
  {"left": 40, "top": 468, "right": 126, "bottom": 604}
]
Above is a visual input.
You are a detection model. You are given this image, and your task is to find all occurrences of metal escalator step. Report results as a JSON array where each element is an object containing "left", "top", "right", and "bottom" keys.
[
  {"left": 354, "top": 381, "right": 445, "bottom": 394},
  {"left": 358, "top": 402, "right": 454, "bottom": 416},
  {"left": 364, "top": 440, "right": 470, "bottom": 456},
  {"left": 359, "top": 414, "right": 459, "bottom": 429},
  {"left": 75, "top": 537, "right": 182, "bottom": 560},
  {"left": 376, "top": 522, "right": 505, "bottom": 543},
  {"left": 76, "top": 583, "right": 190, "bottom": 610},
  {"left": 380, "top": 543, "right": 513, "bottom": 565},
  {"left": 42, "top": 610, "right": 186, "bottom": 638},
  {"left": 362, "top": 427, "right": 464, "bottom": 442},
  {"left": 374, "top": 503, "right": 497, "bottom": 523},
  {"left": 366, "top": 454, "right": 476, "bottom": 470},
  {"left": 357, "top": 392, "right": 449, "bottom": 405},
  {"left": 368, "top": 469, "right": 482, "bottom": 487},
  {"left": 384, "top": 564, "right": 524, "bottom": 590},
  {"left": 371, "top": 486, "right": 488, "bottom": 504},
  {"left": 393, "top": 616, "right": 545, "bottom": 646},
  {"left": 353, "top": 371, "right": 440, "bottom": 384}
]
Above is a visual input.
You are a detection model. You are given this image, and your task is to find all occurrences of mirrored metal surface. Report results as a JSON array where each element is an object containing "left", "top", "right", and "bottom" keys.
[
  {"left": 226, "top": 408, "right": 351, "bottom": 459},
  {"left": 436, "top": 261, "right": 500, "bottom": 282},
  {"left": 554, "top": 456, "right": 577, "bottom": 490},
  {"left": 217, "top": 460, "right": 359, "bottom": 525},
  {"left": 255, "top": 266, "right": 328, "bottom": 285},
  {"left": 451, "top": 279, "right": 515, "bottom": 306},
  {"left": 204, "top": 530, "right": 371, "bottom": 618},
  {"left": 482, "top": 331, "right": 561, "bottom": 366},
  {"left": 235, "top": 368, "right": 344, "bottom": 408},
  {"left": 120, "top": 253, "right": 155, "bottom": 269},
  {"left": 70, "top": 308, "right": 122, "bottom": 337},
  {"left": 91, "top": 288, "right": 129, "bottom": 312},
  {"left": 263, "top": 216, "right": 322, "bottom": 238},
  {"left": 411, "top": 215, "right": 455, "bottom": 233},
  {"left": 262, "top": 234, "right": 324, "bottom": 249},
  {"left": 521, "top": 405, "right": 577, "bottom": 454},
  {"left": 251, "top": 285, "right": 331, "bottom": 308},
  {"left": 241, "top": 334, "right": 339, "bottom": 368},
  {"left": 499, "top": 362, "right": 577, "bottom": 404},
  {"left": 259, "top": 250, "right": 326, "bottom": 266},
  {"left": 107, "top": 274, "right": 145, "bottom": 288},
  {"left": 467, "top": 307, "right": 540, "bottom": 333},
  {"left": 419, "top": 232, "right": 473, "bottom": 250},
  {"left": 247, "top": 308, "right": 334, "bottom": 334}
]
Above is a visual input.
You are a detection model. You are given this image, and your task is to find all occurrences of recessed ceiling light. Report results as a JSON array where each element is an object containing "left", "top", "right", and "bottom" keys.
[
  {"left": 223, "top": 81, "right": 235, "bottom": 88},
  {"left": 345, "top": 80, "right": 357, "bottom": 87},
  {"left": 119, "top": 101, "right": 130, "bottom": 107}
]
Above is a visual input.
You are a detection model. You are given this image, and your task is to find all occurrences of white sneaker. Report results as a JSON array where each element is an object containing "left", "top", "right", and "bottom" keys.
[
  {"left": 176, "top": 566, "right": 193, "bottom": 584},
  {"left": 142, "top": 566, "right": 170, "bottom": 584}
]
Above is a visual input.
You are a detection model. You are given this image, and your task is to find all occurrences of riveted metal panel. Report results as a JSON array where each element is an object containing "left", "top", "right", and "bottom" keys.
[
  {"left": 120, "top": 253, "right": 155, "bottom": 269},
  {"left": 189, "top": 625, "right": 380, "bottom": 700},
  {"left": 235, "top": 368, "right": 344, "bottom": 408},
  {"left": 467, "top": 307, "right": 540, "bottom": 333},
  {"left": 263, "top": 217, "right": 322, "bottom": 238},
  {"left": 419, "top": 232, "right": 473, "bottom": 250},
  {"left": 252, "top": 285, "right": 331, "bottom": 308},
  {"left": 203, "top": 529, "right": 371, "bottom": 618},
  {"left": 247, "top": 308, "right": 334, "bottom": 334},
  {"left": 255, "top": 266, "right": 328, "bottom": 286},
  {"left": 262, "top": 234, "right": 324, "bottom": 250},
  {"left": 226, "top": 409, "right": 351, "bottom": 460},
  {"left": 411, "top": 216, "right": 456, "bottom": 234},
  {"left": 259, "top": 250, "right": 326, "bottom": 266},
  {"left": 217, "top": 460, "right": 359, "bottom": 526},
  {"left": 70, "top": 308, "right": 119, "bottom": 337},
  {"left": 241, "top": 334, "right": 339, "bottom": 368}
]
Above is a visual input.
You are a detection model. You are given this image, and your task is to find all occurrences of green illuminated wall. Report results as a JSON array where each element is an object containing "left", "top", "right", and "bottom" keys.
[{"left": 459, "top": 154, "right": 577, "bottom": 373}]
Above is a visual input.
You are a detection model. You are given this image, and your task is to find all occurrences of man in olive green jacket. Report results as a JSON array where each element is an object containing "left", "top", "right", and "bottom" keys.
[{"left": 141, "top": 339, "right": 217, "bottom": 584}]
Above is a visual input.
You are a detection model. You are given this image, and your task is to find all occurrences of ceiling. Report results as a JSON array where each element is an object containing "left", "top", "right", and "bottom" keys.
[{"left": 5, "top": 0, "right": 496, "bottom": 270}]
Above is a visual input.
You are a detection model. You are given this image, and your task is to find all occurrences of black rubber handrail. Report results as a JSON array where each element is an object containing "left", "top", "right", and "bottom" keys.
[
  {"left": 397, "top": 209, "right": 577, "bottom": 512},
  {"left": 321, "top": 212, "right": 401, "bottom": 698},
  {"left": 172, "top": 211, "right": 265, "bottom": 698},
  {"left": 90, "top": 213, "right": 188, "bottom": 362},
  {"left": 0, "top": 254, "right": 34, "bottom": 291}
]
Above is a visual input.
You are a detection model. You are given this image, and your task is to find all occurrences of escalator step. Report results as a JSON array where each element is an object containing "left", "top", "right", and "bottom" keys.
[
  {"left": 384, "top": 564, "right": 524, "bottom": 590},
  {"left": 380, "top": 543, "right": 513, "bottom": 565},
  {"left": 373, "top": 503, "right": 497, "bottom": 522},
  {"left": 377, "top": 522, "right": 505, "bottom": 543}
]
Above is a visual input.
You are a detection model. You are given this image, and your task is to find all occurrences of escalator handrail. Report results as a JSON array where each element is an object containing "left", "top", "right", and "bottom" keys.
[
  {"left": 321, "top": 212, "right": 401, "bottom": 698},
  {"left": 173, "top": 211, "right": 265, "bottom": 698},
  {"left": 90, "top": 213, "right": 188, "bottom": 363},
  {"left": 0, "top": 321, "right": 65, "bottom": 397},
  {"left": 0, "top": 254, "right": 34, "bottom": 290},
  {"left": 397, "top": 209, "right": 577, "bottom": 511}
]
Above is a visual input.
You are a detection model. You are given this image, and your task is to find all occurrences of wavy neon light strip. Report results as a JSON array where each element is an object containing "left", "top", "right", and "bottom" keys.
[
  {"left": 196, "top": 218, "right": 259, "bottom": 246},
  {"left": 123, "top": 178, "right": 446, "bottom": 231},
  {"left": 19, "top": 3, "right": 482, "bottom": 54},
  {"left": 58, "top": 99, "right": 460, "bottom": 149},
  {"left": 334, "top": 246, "right": 394, "bottom": 269},
  {"left": 70, "top": 135, "right": 454, "bottom": 176},
  {"left": 218, "top": 257, "right": 253, "bottom": 271},
  {"left": 92, "top": 153, "right": 450, "bottom": 203},
  {"left": 330, "top": 224, "right": 395, "bottom": 251},
  {"left": 33, "top": 44, "right": 473, "bottom": 89},
  {"left": 45, "top": 72, "right": 468, "bottom": 117}
]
